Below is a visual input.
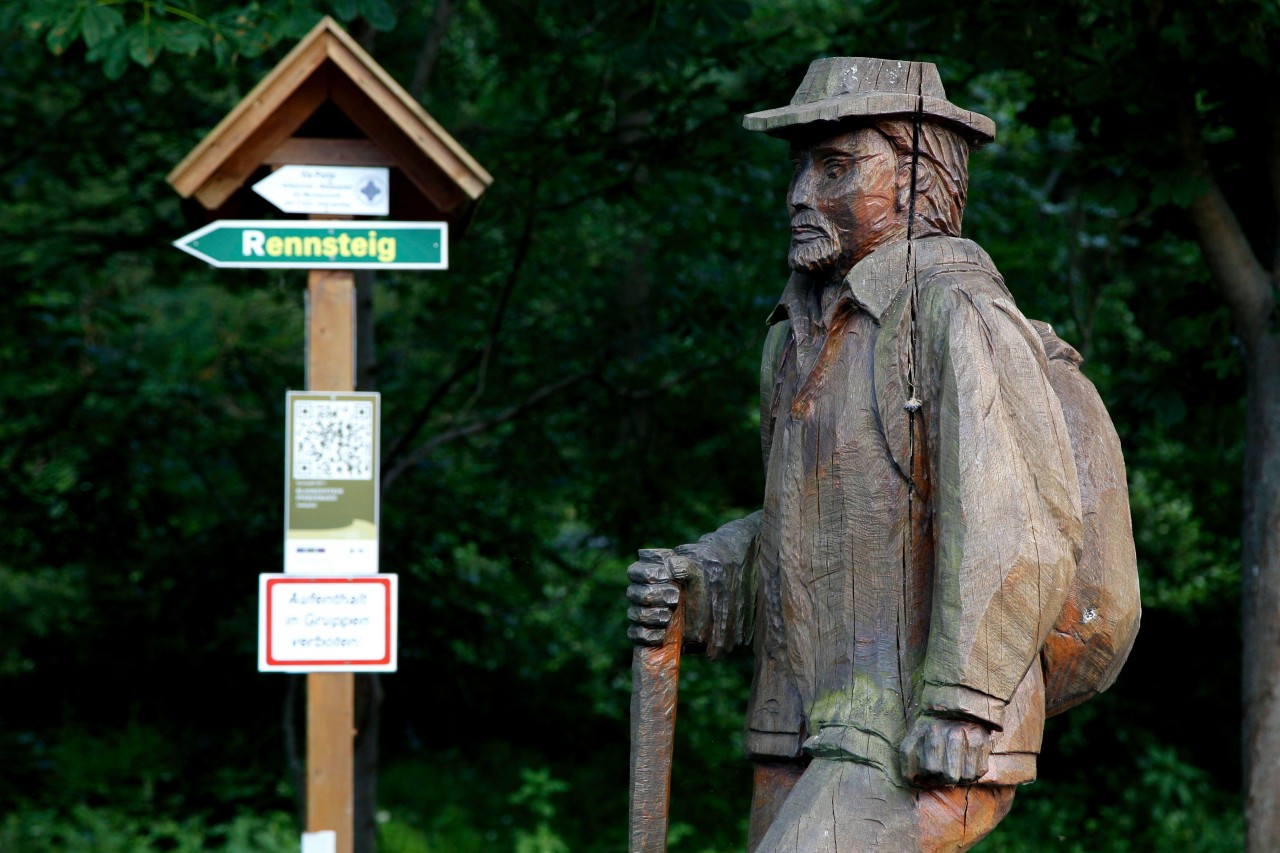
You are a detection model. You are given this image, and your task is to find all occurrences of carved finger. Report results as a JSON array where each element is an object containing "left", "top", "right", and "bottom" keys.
[
  {"left": 627, "top": 624, "right": 667, "bottom": 646},
  {"left": 959, "top": 729, "right": 978, "bottom": 781},
  {"left": 627, "top": 559, "right": 672, "bottom": 585},
  {"left": 627, "top": 582, "right": 680, "bottom": 607},
  {"left": 943, "top": 726, "right": 968, "bottom": 784},
  {"left": 967, "top": 727, "right": 989, "bottom": 781},
  {"left": 627, "top": 606, "right": 672, "bottom": 627},
  {"left": 963, "top": 741, "right": 988, "bottom": 782},
  {"left": 974, "top": 735, "right": 989, "bottom": 780},
  {"left": 667, "top": 554, "right": 694, "bottom": 582},
  {"left": 630, "top": 548, "right": 674, "bottom": 583},
  {"left": 923, "top": 724, "right": 947, "bottom": 777}
]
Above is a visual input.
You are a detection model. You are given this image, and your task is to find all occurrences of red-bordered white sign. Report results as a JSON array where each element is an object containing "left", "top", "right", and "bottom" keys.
[{"left": 258, "top": 575, "right": 398, "bottom": 672}]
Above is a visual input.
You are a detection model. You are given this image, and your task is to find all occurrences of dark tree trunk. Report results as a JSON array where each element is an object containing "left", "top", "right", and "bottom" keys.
[
  {"left": 1242, "top": 336, "right": 1280, "bottom": 851},
  {"left": 356, "top": 271, "right": 377, "bottom": 394},
  {"left": 354, "top": 674, "right": 384, "bottom": 853},
  {"left": 355, "top": 270, "right": 380, "bottom": 853},
  {"left": 1184, "top": 131, "right": 1280, "bottom": 849}
]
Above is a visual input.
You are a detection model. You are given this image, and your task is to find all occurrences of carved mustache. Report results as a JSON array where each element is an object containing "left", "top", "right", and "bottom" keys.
[{"left": 790, "top": 211, "right": 833, "bottom": 241}]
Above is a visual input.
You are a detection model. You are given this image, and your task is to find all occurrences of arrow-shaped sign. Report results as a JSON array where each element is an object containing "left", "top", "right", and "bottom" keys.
[
  {"left": 253, "top": 165, "right": 391, "bottom": 215},
  {"left": 173, "top": 220, "right": 447, "bottom": 269}
]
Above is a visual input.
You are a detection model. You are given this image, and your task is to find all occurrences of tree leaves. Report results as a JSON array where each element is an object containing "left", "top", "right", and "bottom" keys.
[
  {"left": 19, "top": 0, "right": 399, "bottom": 75},
  {"left": 80, "top": 4, "right": 125, "bottom": 49}
]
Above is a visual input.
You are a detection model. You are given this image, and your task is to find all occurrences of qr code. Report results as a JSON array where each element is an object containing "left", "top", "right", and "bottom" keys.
[{"left": 292, "top": 400, "right": 374, "bottom": 480}]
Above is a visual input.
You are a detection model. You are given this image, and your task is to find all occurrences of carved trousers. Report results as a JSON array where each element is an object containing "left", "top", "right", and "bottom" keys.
[{"left": 749, "top": 759, "right": 1016, "bottom": 853}]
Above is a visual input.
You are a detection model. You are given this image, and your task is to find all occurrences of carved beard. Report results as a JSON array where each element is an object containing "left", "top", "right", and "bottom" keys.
[{"left": 788, "top": 210, "right": 844, "bottom": 278}]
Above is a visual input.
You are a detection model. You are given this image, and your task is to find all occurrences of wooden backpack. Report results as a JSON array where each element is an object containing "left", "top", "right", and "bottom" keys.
[{"left": 1029, "top": 320, "right": 1142, "bottom": 716}]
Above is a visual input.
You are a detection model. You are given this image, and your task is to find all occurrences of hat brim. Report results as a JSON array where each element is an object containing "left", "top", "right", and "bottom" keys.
[{"left": 743, "top": 93, "right": 996, "bottom": 146}]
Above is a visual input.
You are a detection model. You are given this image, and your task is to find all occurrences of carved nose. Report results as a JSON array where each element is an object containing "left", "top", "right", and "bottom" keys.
[{"left": 788, "top": 162, "right": 817, "bottom": 212}]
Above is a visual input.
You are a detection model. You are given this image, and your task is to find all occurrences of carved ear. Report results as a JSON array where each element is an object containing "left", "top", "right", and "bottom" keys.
[
  {"left": 898, "top": 157, "right": 937, "bottom": 217},
  {"left": 895, "top": 160, "right": 914, "bottom": 213}
]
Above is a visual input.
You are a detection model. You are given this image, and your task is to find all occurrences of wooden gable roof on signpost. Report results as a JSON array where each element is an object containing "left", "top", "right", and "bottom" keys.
[{"left": 167, "top": 16, "right": 491, "bottom": 228}]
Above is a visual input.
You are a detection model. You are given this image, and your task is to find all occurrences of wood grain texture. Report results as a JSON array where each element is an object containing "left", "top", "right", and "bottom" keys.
[
  {"left": 167, "top": 16, "right": 492, "bottom": 215},
  {"left": 266, "top": 137, "right": 395, "bottom": 167},
  {"left": 635, "top": 57, "right": 1138, "bottom": 851},
  {"left": 323, "top": 35, "right": 491, "bottom": 198},
  {"left": 307, "top": 672, "right": 355, "bottom": 853},
  {"left": 629, "top": 549, "right": 685, "bottom": 853},
  {"left": 304, "top": 217, "right": 357, "bottom": 853},
  {"left": 307, "top": 269, "right": 356, "bottom": 392},
  {"left": 916, "top": 784, "right": 1016, "bottom": 852},
  {"left": 748, "top": 762, "right": 807, "bottom": 851},
  {"left": 754, "top": 760, "right": 919, "bottom": 852},
  {"left": 673, "top": 513, "right": 761, "bottom": 660},
  {"left": 746, "top": 235, "right": 1136, "bottom": 846},
  {"left": 193, "top": 69, "right": 331, "bottom": 210},
  {"left": 167, "top": 27, "right": 330, "bottom": 196},
  {"left": 1032, "top": 321, "right": 1141, "bottom": 715},
  {"left": 328, "top": 74, "right": 467, "bottom": 215},
  {"left": 741, "top": 58, "right": 995, "bottom": 145}
]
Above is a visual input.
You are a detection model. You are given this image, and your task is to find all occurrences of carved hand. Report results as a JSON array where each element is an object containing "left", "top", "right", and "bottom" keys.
[
  {"left": 626, "top": 550, "right": 694, "bottom": 646},
  {"left": 900, "top": 715, "right": 991, "bottom": 786}
]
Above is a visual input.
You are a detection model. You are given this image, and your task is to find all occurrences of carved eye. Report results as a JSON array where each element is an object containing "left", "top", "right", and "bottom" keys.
[{"left": 823, "top": 156, "right": 849, "bottom": 179}]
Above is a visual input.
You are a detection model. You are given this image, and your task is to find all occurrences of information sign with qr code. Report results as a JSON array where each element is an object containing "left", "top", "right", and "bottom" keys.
[{"left": 285, "top": 391, "right": 380, "bottom": 575}]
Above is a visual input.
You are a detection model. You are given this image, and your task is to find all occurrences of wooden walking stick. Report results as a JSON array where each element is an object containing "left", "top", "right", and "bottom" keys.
[{"left": 628, "top": 548, "right": 689, "bottom": 853}]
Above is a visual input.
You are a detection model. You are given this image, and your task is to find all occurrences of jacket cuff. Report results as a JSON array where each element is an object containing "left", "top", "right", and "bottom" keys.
[
  {"left": 674, "top": 511, "right": 761, "bottom": 659},
  {"left": 919, "top": 683, "right": 1007, "bottom": 731}
]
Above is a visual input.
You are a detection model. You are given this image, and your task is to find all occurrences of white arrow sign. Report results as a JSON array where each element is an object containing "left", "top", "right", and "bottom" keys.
[{"left": 252, "top": 165, "right": 391, "bottom": 215}]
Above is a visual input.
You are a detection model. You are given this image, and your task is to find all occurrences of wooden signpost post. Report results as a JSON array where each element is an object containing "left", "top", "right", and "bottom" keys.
[
  {"left": 166, "top": 17, "right": 491, "bottom": 853},
  {"left": 305, "top": 262, "right": 356, "bottom": 851}
]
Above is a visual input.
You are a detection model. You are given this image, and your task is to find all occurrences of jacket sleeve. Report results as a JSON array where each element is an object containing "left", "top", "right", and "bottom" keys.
[
  {"left": 675, "top": 511, "right": 761, "bottom": 660},
  {"left": 918, "top": 285, "right": 1082, "bottom": 730}
]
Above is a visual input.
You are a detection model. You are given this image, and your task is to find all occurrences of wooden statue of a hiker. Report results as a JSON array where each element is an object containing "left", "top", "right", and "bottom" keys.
[{"left": 626, "top": 57, "right": 1141, "bottom": 852}]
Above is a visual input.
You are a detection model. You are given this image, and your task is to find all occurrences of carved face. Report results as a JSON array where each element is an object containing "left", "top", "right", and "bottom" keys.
[{"left": 786, "top": 127, "right": 907, "bottom": 279}]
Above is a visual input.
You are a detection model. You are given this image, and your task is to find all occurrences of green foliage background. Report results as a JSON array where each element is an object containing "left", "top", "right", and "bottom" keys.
[{"left": 0, "top": 0, "right": 1266, "bottom": 849}]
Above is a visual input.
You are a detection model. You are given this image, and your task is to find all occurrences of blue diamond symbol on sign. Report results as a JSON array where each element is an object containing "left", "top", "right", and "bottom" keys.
[{"left": 360, "top": 180, "right": 382, "bottom": 201}]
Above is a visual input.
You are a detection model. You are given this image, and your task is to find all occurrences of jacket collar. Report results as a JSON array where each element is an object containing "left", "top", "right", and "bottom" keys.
[{"left": 766, "top": 238, "right": 913, "bottom": 328}]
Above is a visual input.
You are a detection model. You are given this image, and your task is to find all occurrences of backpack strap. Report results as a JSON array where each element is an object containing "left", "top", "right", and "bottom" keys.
[{"left": 1029, "top": 319, "right": 1083, "bottom": 367}]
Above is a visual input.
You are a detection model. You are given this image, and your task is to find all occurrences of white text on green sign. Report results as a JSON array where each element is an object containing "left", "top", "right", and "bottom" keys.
[{"left": 173, "top": 220, "right": 448, "bottom": 269}]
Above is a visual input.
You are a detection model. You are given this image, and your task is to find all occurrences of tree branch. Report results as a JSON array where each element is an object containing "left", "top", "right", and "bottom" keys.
[
  {"left": 592, "top": 352, "right": 734, "bottom": 401},
  {"left": 382, "top": 369, "right": 592, "bottom": 491},
  {"left": 410, "top": 0, "right": 456, "bottom": 100},
  {"left": 458, "top": 190, "right": 538, "bottom": 415},
  {"left": 381, "top": 185, "right": 538, "bottom": 476},
  {"left": 379, "top": 349, "right": 482, "bottom": 475},
  {"left": 1179, "top": 99, "right": 1275, "bottom": 348}
]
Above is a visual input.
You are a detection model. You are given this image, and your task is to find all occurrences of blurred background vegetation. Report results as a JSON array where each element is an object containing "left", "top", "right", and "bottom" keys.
[{"left": 1, "top": 0, "right": 1271, "bottom": 850}]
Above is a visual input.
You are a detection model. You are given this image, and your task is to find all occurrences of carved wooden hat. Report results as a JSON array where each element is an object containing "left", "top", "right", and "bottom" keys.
[{"left": 743, "top": 57, "right": 996, "bottom": 146}]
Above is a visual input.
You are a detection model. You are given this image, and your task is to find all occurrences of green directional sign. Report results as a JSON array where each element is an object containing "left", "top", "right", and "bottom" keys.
[{"left": 173, "top": 219, "right": 448, "bottom": 270}]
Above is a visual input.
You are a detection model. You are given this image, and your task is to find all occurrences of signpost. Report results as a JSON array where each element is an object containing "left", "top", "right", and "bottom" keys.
[
  {"left": 254, "top": 165, "right": 391, "bottom": 216},
  {"left": 172, "top": 220, "right": 448, "bottom": 269},
  {"left": 165, "top": 16, "right": 492, "bottom": 853},
  {"left": 301, "top": 259, "right": 360, "bottom": 853}
]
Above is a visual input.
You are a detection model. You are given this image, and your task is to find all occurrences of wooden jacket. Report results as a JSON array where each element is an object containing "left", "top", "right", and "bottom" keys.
[{"left": 680, "top": 236, "right": 1082, "bottom": 786}]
